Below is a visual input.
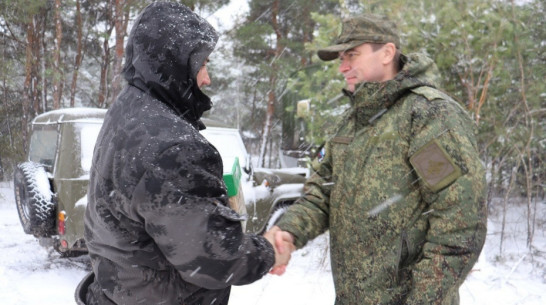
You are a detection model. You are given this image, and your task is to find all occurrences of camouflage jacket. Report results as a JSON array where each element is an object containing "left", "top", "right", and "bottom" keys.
[
  {"left": 277, "top": 53, "right": 487, "bottom": 305},
  {"left": 83, "top": 3, "right": 274, "bottom": 305}
]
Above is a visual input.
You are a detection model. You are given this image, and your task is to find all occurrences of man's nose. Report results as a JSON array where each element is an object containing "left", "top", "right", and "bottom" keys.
[
  {"left": 338, "top": 60, "right": 350, "bottom": 73},
  {"left": 202, "top": 73, "right": 211, "bottom": 86},
  {"left": 201, "top": 70, "right": 211, "bottom": 87}
]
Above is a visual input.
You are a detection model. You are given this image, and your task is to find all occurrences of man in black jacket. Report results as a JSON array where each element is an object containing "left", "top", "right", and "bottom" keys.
[{"left": 80, "top": 2, "right": 291, "bottom": 304}]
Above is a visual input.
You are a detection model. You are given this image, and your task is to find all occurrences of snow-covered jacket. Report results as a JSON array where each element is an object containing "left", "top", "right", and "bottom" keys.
[
  {"left": 83, "top": 3, "right": 274, "bottom": 305},
  {"left": 277, "top": 53, "right": 487, "bottom": 305}
]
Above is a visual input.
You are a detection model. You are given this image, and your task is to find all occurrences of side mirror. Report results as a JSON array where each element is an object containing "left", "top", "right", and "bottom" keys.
[{"left": 296, "top": 99, "right": 310, "bottom": 118}]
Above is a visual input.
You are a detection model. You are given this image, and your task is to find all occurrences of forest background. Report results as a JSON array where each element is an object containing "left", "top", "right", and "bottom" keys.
[{"left": 0, "top": 0, "right": 544, "bottom": 255}]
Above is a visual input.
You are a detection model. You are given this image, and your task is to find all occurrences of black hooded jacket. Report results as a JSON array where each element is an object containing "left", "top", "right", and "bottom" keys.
[{"left": 83, "top": 3, "right": 274, "bottom": 304}]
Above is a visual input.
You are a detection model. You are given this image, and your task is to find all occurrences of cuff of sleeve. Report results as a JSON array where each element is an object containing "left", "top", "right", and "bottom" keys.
[
  {"left": 255, "top": 235, "right": 276, "bottom": 274},
  {"left": 276, "top": 224, "right": 305, "bottom": 249}
]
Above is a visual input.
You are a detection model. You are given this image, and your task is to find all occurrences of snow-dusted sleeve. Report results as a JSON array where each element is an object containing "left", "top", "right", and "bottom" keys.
[{"left": 132, "top": 140, "right": 274, "bottom": 289}]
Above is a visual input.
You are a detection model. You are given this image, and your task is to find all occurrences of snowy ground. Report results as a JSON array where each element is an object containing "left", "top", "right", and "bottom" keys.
[{"left": 1, "top": 181, "right": 545, "bottom": 304}]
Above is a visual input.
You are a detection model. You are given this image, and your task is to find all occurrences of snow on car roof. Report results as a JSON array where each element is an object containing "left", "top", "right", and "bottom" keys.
[{"left": 33, "top": 108, "right": 107, "bottom": 125}]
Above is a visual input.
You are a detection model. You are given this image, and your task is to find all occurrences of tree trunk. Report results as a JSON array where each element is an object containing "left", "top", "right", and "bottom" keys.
[
  {"left": 499, "top": 159, "right": 520, "bottom": 255},
  {"left": 258, "top": 0, "right": 283, "bottom": 167},
  {"left": 22, "top": 9, "right": 48, "bottom": 151},
  {"left": 3, "top": 34, "right": 13, "bottom": 147},
  {"left": 40, "top": 17, "right": 47, "bottom": 113},
  {"left": 111, "top": 0, "right": 132, "bottom": 104},
  {"left": 70, "top": 0, "right": 83, "bottom": 108},
  {"left": 22, "top": 20, "right": 36, "bottom": 153},
  {"left": 301, "top": 0, "right": 315, "bottom": 66},
  {"left": 510, "top": 0, "right": 535, "bottom": 248},
  {"left": 98, "top": 2, "right": 114, "bottom": 108},
  {"left": 98, "top": 36, "right": 111, "bottom": 108},
  {"left": 34, "top": 14, "right": 44, "bottom": 116},
  {"left": 52, "top": 0, "right": 63, "bottom": 109},
  {"left": 259, "top": 87, "right": 276, "bottom": 167}
]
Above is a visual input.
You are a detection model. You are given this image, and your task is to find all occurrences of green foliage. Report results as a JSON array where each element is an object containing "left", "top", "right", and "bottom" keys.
[
  {"left": 232, "top": 1, "right": 342, "bottom": 155},
  {"left": 231, "top": 0, "right": 317, "bottom": 157},
  {"left": 0, "top": 0, "right": 48, "bottom": 23},
  {"left": 283, "top": 0, "right": 544, "bottom": 198},
  {"left": 0, "top": 0, "right": 232, "bottom": 179},
  {"left": 287, "top": 12, "right": 346, "bottom": 145},
  {"left": 1, "top": 0, "right": 542, "bottom": 197}
]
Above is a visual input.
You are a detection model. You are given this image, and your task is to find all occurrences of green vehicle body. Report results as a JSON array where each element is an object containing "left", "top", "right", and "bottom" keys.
[
  {"left": 14, "top": 108, "right": 106, "bottom": 255},
  {"left": 14, "top": 109, "right": 306, "bottom": 256}
]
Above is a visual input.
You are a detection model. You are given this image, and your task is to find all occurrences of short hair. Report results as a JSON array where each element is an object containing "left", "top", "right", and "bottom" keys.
[{"left": 370, "top": 43, "right": 402, "bottom": 72}]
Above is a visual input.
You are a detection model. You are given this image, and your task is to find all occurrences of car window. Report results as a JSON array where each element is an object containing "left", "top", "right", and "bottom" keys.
[
  {"left": 29, "top": 125, "right": 58, "bottom": 167},
  {"left": 75, "top": 121, "right": 102, "bottom": 173},
  {"left": 201, "top": 128, "right": 248, "bottom": 173}
]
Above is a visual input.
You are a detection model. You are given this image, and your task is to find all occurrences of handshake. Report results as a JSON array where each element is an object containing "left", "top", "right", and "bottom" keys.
[{"left": 263, "top": 225, "right": 296, "bottom": 275}]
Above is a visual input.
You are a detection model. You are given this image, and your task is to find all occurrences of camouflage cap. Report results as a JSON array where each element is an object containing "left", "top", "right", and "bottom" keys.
[{"left": 317, "top": 14, "right": 401, "bottom": 61}]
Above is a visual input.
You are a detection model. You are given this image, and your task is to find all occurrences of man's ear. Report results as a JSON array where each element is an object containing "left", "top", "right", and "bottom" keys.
[{"left": 382, "top": 43, "right": 397, "bottom": 65}]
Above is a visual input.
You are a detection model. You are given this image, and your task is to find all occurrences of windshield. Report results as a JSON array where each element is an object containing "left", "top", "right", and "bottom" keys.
[{"left": 29, "top": 125, "right": 58, "bottom": 167}]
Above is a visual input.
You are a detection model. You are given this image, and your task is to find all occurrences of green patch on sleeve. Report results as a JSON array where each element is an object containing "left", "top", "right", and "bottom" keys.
[{"left": 410, "top": 139, "right": 462, "bottom": 192}]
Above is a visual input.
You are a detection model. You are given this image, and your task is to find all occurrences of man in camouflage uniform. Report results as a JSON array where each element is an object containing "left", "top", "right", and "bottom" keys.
[
  {"left": 78, "top": 2, "right": 290, "bottom": 305},
  {"left": 272, "top": 14, "right": 487, "bottom": 304}
]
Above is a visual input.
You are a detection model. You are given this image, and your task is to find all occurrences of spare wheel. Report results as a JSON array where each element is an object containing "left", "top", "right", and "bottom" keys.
[{"left": 13, "top": 162, "right": 57, "bottom": 237}]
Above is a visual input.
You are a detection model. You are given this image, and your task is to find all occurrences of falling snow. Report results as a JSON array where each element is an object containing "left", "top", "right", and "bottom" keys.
[{"left": 1, "top": 182, "right": 545, "bottom": 304}]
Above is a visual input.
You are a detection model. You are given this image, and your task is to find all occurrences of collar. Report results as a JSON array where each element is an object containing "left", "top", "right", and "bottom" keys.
[{"left": 344, "top": 74, "right": 433, "bottom": 127}]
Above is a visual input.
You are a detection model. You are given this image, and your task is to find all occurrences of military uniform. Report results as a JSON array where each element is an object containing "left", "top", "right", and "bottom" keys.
[
  {"left": 80, "top": 3, "right": 274, "bottom": 305},
  {"left": 277, "top": 52, "right": 487, "bottom": 304}
]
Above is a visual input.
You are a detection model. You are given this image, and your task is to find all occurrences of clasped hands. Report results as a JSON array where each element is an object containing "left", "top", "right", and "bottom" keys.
[{"left": 263, "top": 225, "right": 295, "bottom": 275}]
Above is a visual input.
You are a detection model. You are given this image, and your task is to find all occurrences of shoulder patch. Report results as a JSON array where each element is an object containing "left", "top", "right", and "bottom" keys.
[
  {"left": 411, "top": 86, "right": 469, "bottom": 115},
  {"left": 411, "top": 86, "right": 452, "bottom": 102},
  {"left": 410, "top": 139, "right": 462, "bottom": 192}
]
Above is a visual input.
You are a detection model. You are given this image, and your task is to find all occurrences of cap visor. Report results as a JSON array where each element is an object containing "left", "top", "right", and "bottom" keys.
[{"left": 317, "top": 41, "right": 364, "bottom": 61}]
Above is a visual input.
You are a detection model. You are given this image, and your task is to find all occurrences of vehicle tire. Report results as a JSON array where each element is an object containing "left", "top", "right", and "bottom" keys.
[
  {"left": 13, "top": 162, "right": 56, "bottom": 237},
  {"left": 265, "top": 201, "right": 293, "bottom": 232}
]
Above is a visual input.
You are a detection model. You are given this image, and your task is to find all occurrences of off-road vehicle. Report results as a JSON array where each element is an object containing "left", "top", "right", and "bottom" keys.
[
  {"left": 14, "top": 108, "right": 107, "bottom": 256},
  {"left": 14, "top": 108, "right": 307, "bottom": 256}
]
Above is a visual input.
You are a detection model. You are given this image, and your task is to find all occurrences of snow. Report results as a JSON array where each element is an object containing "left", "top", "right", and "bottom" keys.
[
  {"left": 0, "top": 182, "right": 88, "bottom": 305},
  {"left": 368, "top": 193, "right": 403, "bottom": 216},
  {"left": 1, "top": 181, "right": 545, "bottom": 304},
  {"left": 33, "top": 108, "right": 106, "bottom": 124},
  {"left": 33, "top": 107, "right": 106, "bottom": 118},
  {"left": 33, "top": 167, "right": 53, "bottom": 202},
  {"left": 74, "top": 195, "right": 87, "bottom": 208},
  {"left": 252, "top": 183, "right": 304, "bottom": 203},
  {"left": 257, "top": 167, "right": 309, "bottom": 176}
]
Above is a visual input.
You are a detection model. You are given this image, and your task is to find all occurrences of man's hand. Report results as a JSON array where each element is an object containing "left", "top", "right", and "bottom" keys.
[{"left": 263, "top": 225, "right": 295, "bottom": 275}]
